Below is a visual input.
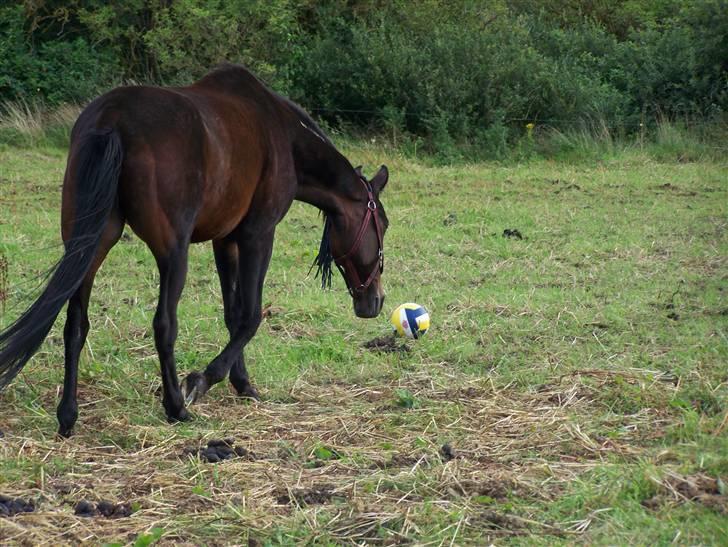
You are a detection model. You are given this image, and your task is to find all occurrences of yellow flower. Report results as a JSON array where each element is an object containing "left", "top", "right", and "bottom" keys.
[{"left": 526, "top": 123, "right": 534, "bottom": 131}]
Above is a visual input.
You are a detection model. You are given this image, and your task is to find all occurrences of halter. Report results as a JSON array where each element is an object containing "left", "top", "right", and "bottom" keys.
[{"left": 334, "top": 177, "right": 384, "bottom": 296}]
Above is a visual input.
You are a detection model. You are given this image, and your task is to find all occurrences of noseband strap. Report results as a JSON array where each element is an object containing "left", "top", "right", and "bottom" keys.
[{"left": 334, "top": 177, "right": 384, "bottom": 295}]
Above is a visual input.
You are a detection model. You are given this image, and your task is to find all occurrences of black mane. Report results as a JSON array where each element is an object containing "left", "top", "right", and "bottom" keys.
[{"left": 311, "top": 215, "right": 334, "bottom": 289}]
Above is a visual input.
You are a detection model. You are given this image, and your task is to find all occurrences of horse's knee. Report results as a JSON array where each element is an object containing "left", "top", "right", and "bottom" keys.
[
  {"left": 239, "top": 309, "right": 262, "bottom": 338},
  {"left": 153, "top": 310, "right": 168, "bottom": 334},
  {"left": 153, "top": 313, "right": 177, "bottom": 354},
  {"left": 223, "top": 308, "right": 242, "bottom": 332}
]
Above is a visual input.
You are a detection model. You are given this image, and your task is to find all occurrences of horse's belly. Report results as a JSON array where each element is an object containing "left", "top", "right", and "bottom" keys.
[{"left": 191, "top": 189, "right": 251, "bottom": 242}]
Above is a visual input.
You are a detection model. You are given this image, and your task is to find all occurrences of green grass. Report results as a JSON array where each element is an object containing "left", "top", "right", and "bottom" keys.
[{"left": 0, "top": 138, "right": 726, "bottom": 544}]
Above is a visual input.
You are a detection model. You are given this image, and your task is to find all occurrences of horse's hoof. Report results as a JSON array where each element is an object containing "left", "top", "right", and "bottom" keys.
[
  {"left": 57, "top": 427, "right": 74, "bottom": 439},
  {"left": 167, "top": 407, "right": 191, "bottom": 423},
  {"left": 235, "top": 383, "right": 260, "bottom": 401},
  {"left": 181, "top": 372, "right": 208, "bottom": 405}
]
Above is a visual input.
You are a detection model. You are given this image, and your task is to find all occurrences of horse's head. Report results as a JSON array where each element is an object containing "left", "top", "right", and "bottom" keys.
[{"left": 314, "top": 165, "right": 389, "bottom": 318}]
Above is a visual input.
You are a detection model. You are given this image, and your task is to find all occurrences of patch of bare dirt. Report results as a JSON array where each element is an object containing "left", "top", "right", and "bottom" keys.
[
  {"left": 654, "top": 183, "right": 697, "bottom": 197},
  {"left": 363, "top": 335, "right": 409, "bottom": 353},
  {"left": 275, "top": 485, "right": 339, "bottom": 505},
  {"left": 642, "top": 472, "right": 727, "bottom": 514}
]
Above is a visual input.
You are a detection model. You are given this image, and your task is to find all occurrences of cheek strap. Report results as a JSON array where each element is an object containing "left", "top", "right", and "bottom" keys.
[{"left": 334, "top": 179, "right": 384, "bottom": 295}]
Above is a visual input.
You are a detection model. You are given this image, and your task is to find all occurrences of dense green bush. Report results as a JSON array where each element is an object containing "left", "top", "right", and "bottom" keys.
[
  {"left": 0, "top": 1, "right": 301, "bottom": 101},
  {"left": 0, "top": 0, "right": 725, "bottom": 158},
  {"left": 0, "top": 5, "right": 119, "bottom": 104},
  {"left": 289, "top": 0, "right": 726, "bottom": 157},
  {"left": 291, "top": 6, "right": 633, "bottom": 158},
  {"left": 79, "top": 0, "right": 303, "bottom": 90}
]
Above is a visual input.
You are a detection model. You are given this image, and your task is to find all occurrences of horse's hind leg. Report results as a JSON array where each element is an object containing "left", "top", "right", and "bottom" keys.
[
  {"left": 153, "top": 241, "right": 191, "bottom": 422},
  {"left": 57, "top": 211, "right": 124, "bottom": 437},
  {"left": 181, "top": 230, "right": 273, "bottom": 403},
  {"left": 211, "top": 238, "right": 258, "bottom": 398}
]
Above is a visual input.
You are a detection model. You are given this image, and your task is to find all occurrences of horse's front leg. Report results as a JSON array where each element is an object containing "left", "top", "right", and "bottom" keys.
[{"left": 181, "top": 229, "right": 274, "bottom": 403}]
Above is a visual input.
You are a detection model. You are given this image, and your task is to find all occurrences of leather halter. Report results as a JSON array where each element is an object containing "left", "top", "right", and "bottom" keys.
[{"left": 334, "top": 177, "right": 384, "bottom": 296}]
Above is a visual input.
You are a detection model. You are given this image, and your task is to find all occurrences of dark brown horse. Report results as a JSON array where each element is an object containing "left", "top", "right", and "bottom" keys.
[{"left": 0, "top": 64, "right": 389, "bottom": 437}]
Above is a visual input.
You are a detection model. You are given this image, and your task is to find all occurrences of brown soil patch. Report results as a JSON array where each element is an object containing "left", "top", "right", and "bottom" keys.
[
  {"left": 275, "top": 484, "right": 339, "bottom": 506},
  {"left": 363, "top": 334, "right": 410, "bottom": 353},
  {"left": 643, "top": 472, "right": 727, "bottom": 514}
]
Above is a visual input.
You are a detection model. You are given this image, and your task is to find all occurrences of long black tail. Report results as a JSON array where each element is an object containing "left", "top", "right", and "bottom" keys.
[{"left": 0, "top": 128, "right": 122, "bottom": 391}]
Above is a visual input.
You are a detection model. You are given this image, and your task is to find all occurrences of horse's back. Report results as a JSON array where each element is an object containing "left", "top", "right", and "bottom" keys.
[{"left": 64, "top": 71, "right": 286, "bottom": 253}]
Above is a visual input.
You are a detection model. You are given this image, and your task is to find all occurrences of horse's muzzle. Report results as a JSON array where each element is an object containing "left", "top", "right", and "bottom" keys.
[{"left": 353, "top": 286, "right": 384, "bottom": 318}]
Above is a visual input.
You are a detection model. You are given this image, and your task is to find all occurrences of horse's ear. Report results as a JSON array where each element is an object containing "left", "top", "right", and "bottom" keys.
[
  {"left": 370, "top": 165, "right": 388, "bottom": 193},
  {"left": 354, "top": 165, "right": 363, "bottom": 177}
]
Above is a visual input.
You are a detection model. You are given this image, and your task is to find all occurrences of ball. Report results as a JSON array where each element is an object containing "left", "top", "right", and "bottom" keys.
[{"left": 390, "top": 303, "right": 430, "bottom": 339}]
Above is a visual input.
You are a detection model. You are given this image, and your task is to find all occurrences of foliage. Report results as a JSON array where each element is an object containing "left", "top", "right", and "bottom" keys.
[
  {"left": 0, "top": 5, "right": 118, "bottom": 104},
  {"left": 291, "top": 0, "right": 727, "bottom": 158},
  {"left": 141, "top": 0, "right": 303, "bottom": 90},
  {"left": 0, "top": 0, "right": 726, "bottom": 158}
]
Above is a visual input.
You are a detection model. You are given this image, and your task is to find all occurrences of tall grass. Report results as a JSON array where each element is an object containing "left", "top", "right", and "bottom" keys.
[
  {"left": 0, "top": 100, "right": 725, "bottom": 165},
  {"left": 648, "top": 118, "right": 725, "bottom": 163},
  {"left": 0, "top": 100, "right": 81, "bottom": 148},
  {"left": 529, "top": 116, "right": 727, "bottom": 163},
  {"left": 532, "top": 118, "right": 626, "bottom": 161}
]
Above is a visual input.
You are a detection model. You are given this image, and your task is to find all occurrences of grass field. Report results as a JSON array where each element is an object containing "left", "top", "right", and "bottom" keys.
[{"left": 0, "top": 139, "right": 726, "bottom": 545}]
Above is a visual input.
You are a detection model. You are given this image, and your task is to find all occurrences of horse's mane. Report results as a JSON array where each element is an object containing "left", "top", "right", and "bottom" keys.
[
  {"left": 280, "top": 96, "right": 333, "bottom": 146},
  {"left": 204, "top": 64, "right": 326, "bottom": 136},
  {"left": 276, "top": 95, "right": 337, "bottom": 289},
  {"left": 311, "top": 214, "right": 334, "bottom": 289}
]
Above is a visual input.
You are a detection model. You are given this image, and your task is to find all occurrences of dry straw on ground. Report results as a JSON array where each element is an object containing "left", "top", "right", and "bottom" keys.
[{"left": 0, "top": 362, "right": 676, "bottom": 545}]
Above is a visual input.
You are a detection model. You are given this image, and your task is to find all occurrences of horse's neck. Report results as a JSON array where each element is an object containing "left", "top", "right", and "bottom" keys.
[{"left": 293, "top": 127, "right": 357, "bottom": 213}]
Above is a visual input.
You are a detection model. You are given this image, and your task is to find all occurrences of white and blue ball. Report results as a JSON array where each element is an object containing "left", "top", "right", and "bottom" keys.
[{"left": 390, "top": 303, "right": 430, "bottom": 339}]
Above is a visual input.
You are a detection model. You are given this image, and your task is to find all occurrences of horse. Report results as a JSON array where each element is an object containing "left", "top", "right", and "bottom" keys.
[{"left": 0, "top": 64, "right": 389, "bottom": 437}]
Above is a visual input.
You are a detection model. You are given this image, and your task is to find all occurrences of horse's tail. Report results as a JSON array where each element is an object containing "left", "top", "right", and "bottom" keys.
[{"left": 0, "top": 128, "right": 123, "bottom": 391}]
